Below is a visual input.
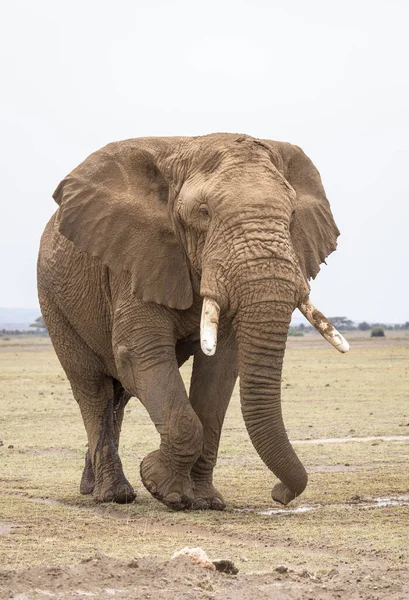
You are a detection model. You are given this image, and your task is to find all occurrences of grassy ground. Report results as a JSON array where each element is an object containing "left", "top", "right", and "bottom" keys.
[{"left": 1, "top": 331, "right": 408, "bottom": 578}]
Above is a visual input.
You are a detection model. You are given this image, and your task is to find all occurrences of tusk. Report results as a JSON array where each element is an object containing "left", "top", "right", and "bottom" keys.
[
  {"left": 200, "top": 297, "right": 220, "bottom": 356},
  {"left": 298, "top": 298, "right": 350, "bottom": 353}
]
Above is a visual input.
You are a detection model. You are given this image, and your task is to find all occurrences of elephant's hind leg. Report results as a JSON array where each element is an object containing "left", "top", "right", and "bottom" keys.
[
  {"left": 80, "top": 379, "right": 132, "bottom": 496},
  {"left": 40, "top": 297, "right": 135, "bottom": 504},
  {"left": 71, "top": 375, "right": 135, "bottom": 504},
  {"left": 80, "top": 448, "right": 95, "bottom": 495}
]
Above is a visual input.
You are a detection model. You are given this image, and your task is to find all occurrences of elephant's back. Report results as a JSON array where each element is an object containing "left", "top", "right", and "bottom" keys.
[{"left": 38, "top": 212, "right": 115, "bottom": 365}]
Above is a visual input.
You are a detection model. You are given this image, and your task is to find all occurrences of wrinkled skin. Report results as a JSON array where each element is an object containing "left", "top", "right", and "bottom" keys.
[{"left": 37, "top": 133, "right": 340, "bottom": 510}]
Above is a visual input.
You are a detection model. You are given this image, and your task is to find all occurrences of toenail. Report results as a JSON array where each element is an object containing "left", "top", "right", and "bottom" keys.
[{"left": 146, "top": 480, "right": 157, "bottom": 493}]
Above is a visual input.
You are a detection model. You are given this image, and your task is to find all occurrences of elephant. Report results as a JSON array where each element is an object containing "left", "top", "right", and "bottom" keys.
[{"left": 37, "top": 133, "right": 349, "bottom": 511}]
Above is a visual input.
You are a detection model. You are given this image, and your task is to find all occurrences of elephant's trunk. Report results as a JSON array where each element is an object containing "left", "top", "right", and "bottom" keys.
[
  {"left": 234, "top": 298, "right": 307, "bottom": 504},
  {"left": 199, "top": 221, "right": 347, "bottom": 504},
  {"left": 200, "top": 231, "right": 308, "bottom": 503}
]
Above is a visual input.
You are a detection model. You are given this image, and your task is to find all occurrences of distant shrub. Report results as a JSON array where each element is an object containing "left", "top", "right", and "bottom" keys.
[
  {"left": 371, "top": 327, "right": 385, "bottom": 338},
  {"left": 288, "top": 327, "right": 304, "bottom": 337},
  {"left": 30, "top": 316, "right": 48, "bottom": 335}
]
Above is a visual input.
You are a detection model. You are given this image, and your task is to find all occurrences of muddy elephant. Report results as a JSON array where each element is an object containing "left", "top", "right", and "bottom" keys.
[{"left": 37, "top": 133, "right": 348, "bottom": 511}]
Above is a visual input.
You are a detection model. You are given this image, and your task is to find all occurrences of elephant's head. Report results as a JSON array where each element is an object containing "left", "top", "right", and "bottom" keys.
[{"left": 54, "top": 133, "right": 348, "bottom": 504}]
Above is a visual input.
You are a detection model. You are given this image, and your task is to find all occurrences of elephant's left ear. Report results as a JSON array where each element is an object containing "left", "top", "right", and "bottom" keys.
[
  {"left": 53, "top": 140, "right": 193, "bottom": 309},
  {"left": 262, "top": 140, "right": 340, "bottom": 280}
]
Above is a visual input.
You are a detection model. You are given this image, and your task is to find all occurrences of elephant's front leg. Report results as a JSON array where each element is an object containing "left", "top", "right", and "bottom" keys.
[
  {"left": 116, "top": 343, "right": 203, "bottom": 510},
  {"left": 189, "top": 333, "right": 238, "bottom": 510}
]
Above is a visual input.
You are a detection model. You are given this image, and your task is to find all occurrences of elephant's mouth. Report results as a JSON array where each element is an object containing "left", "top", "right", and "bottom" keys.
[{"left": 200, "top": 296, "right": 350, "bottom": 356}]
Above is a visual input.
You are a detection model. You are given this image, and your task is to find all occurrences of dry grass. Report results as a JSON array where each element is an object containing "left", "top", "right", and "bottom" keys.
[{"left": 1, "top": 331, "right": 408, "bottom": 574}]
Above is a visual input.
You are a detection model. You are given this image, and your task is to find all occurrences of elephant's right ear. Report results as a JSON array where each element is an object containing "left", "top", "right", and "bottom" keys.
[{"left": 53, "top": 141, "right": 193, "bottom": 310}]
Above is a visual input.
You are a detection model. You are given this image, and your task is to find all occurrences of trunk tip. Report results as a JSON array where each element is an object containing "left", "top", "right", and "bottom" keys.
[{"left": 271, "top": 479, "right": 307, "bottom": 505}]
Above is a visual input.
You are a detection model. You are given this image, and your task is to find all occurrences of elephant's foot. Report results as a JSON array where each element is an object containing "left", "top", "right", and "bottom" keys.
[
  {"left": 191, "top": 481, "right": 226, "bottom": 511},
  {"left": 140, "top": 449, "right": 194, "bottom": 511},
  {"left": 93, "top": 476, "right": 136, "bottom": 504},
  {"left": 271, "top": 482, "right": 298, "bottom": 506},
  {"left": 80, "top": 450, "right": 95, "bottom": 495}
]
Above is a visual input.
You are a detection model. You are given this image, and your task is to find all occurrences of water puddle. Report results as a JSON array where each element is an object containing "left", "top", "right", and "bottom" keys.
[
  {"left": 0, "top": 522, "right": 16, "bottom": 535},
  {"left": 235, "top": 505, "right": 320, "bottom": 516},
  {"left": 292, "top": 435, "right": 409, "bottom": 445},
  {"left": 348, "top": 495, "right": 409, "bottom": 509},
  {"left": 240, "top": 495, "right": 409, "bottom": 517},
  {"left": 259, "top": 505, "right": 319, "bottom": 516}
]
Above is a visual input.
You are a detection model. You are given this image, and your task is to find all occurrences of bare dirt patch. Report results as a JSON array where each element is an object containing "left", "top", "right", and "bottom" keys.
[{"left": 1, "top": 552, "right": 409, "bottom": 600}]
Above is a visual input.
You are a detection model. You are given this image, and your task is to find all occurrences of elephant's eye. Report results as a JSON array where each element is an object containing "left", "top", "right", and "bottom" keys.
[{"left": 199, "top": 205, "right": 210, "bottom": 218}]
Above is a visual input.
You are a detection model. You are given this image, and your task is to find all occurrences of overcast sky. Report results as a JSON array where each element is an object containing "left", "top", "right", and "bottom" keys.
[{"left": 1, "top": 0, "right": 408, "bottom": 323}]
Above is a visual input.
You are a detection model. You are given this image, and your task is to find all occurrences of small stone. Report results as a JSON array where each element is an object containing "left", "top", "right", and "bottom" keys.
[
  {"left": 8, "top": 445, "right": 14, "bottom": 449},
  {"left": 275, "top": 565, "right": 288, "bottom": 574},
  {"left": 212, "top": 559, "right": 238, "bottom": 575},
  {"left": 349, "top": 494, "right": 371, "bottom": 504},
  {"left": 172, "top": 547, "right": 215, "bottom": 570},
  {"left": 328, "top": 568, "right": 339, "bottom": 578},
  {"left": 197, "top": 581, "right": 214, "bottom": 592},
  {"left": 127, "top": 559, "right": 139, "bottom": 568}
]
